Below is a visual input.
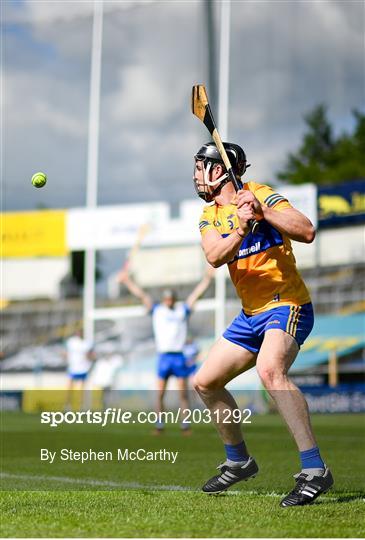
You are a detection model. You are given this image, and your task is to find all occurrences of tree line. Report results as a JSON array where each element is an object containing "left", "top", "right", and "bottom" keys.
[{"left": 277, "top": 105, "right": 365, "bottom": 185}]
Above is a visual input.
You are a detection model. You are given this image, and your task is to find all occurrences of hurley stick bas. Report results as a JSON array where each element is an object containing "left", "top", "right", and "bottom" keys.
[{"left": 192, "top": 84, "right": 259, "bottom": 233}]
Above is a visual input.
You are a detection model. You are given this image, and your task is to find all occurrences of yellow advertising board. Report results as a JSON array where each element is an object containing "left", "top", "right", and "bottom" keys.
[{"left": 1, "top": 210, "right": 68, "bottom": 257}]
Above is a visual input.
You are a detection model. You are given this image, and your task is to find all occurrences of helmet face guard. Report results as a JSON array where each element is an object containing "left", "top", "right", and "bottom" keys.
[
  {"left": 193, "top": 142, "right": 249, "bottom": 202},
  {"left": 193, "top": 158, "right": 228, "bottom": 202}
]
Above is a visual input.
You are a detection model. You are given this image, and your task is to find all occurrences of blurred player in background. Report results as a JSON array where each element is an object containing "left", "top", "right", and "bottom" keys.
[
  {"left": 89, "top": 342, "right": 124, "bottom": 409},
  {"left": 183, "top": 337, "right": 200, "bottom": 378},
  {"left": 118, "top": 266, "right": 214, "bottom": 434},
  {"left": 64, "top": 328, "right": 94, "bottom": 410},
  {"left": 192, "top": 142, "right": 333, "bottom": 507}
]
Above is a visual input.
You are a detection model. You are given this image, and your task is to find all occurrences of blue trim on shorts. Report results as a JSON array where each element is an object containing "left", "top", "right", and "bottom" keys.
[
  {"left": 186, "top": 363, "right": 197, "bottom": 376},
  {"left": 157, "top": 352, "right": 191, "bottom": 380},
  {"left": 223, "top": 303, "right": 314, "bottom": 353}
]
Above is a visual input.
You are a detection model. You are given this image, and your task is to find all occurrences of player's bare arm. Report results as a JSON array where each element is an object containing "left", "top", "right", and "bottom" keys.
[
  {"left": 202, "top": 228, "right": 244, "bottom": 268},
  {"left": 201, "top": 205, "right": 255, "bottom": 268},
  {"left": 262, "top": 206, "right": 315, "bottom": 243},
  {"left": 117, "top": 269, "right": 153, "bottom": 311},
  {"left": 185, "top": 265, "right": 215, "bottom": 308},
  {"left": 237, "top": 190, "right": 315, "bottom": 244}
]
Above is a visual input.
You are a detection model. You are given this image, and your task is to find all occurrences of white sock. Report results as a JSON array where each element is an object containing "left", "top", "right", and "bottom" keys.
[
  {"left": 301, "top": 467, "right": 325, "bottom": 477},
  {"left": 226, "top": 458, "right": 249, "bottom": 468}
]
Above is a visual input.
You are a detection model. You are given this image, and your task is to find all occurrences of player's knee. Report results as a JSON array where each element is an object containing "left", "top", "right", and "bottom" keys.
[
  {"left": 192, "top": 374, "right": 202, "bottom": 393},
  {"left": 257, "top": 365, "right": 284, "bottom": 388},
  {"left": 193, "top": 374, "right": 221, "bottom": 394}
]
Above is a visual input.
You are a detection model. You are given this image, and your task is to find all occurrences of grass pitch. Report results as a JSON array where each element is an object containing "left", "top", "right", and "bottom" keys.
[{"left": 1, "top": 412, "right": 364, "bottom": 537}]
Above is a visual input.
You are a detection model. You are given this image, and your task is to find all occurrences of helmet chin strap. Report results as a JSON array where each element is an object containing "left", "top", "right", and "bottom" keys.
[{"left": 204, "top": 161, "right": 229, "bottom": 186}]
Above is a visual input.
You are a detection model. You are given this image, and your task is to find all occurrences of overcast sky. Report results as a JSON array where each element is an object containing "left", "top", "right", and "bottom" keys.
[{"left": 3, "top": 0, "right": 364, "bottom": 213}]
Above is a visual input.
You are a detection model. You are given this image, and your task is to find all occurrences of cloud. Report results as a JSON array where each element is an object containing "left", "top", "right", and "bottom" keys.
[
  {"left": 226, "top": 1, "right": 364, "bottom": 180},
  {"left": 5, "top": 71, "right": 86, "bottom": 138},
  {"left": 4, "top": 2, "right": 157, "bottom": 25},
  {"left": 4, "top": 0, "right": 364, "bottom": 212},
  {"left": 106, "top": 65, "right": 176, "bottom": 129}
]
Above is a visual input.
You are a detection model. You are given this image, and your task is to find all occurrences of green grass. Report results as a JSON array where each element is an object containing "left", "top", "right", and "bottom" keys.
[{"left": 1, "top": 412, "right": 364, "bottom": 537}]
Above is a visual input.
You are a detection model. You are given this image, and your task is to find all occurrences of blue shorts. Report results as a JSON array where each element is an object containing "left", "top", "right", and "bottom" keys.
[
  {"left": 68, "top": 372, "right": 88, "bottom": 381},
  {"left": 186, "top": 362, "right": 197, "bottom": 376},
  {"left": 223, "top": 303, "right": 314, "bottom": 353},
  {"left": 157, "top": 352, "right": 191, "bottom": 380}
]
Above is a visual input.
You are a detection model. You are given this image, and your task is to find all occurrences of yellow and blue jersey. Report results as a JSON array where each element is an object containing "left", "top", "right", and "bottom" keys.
[{"left": 199, "top": 181, "right": 311, "bottom": 315}]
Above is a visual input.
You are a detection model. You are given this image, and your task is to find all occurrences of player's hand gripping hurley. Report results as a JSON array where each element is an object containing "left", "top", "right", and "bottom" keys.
[{"left": 192, "top": 85, "right": 259, "bottom": 234}]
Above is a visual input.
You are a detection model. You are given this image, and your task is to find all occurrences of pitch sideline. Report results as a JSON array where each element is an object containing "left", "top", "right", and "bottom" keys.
[
  {"left": 1, "top": 471, "right": 282, "bottom": 496},
  {"left": 0, "top": 471, "right": 344, "bottom": 501}
]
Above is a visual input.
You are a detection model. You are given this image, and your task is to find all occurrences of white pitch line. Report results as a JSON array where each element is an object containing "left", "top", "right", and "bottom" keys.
[
  {"left": 1, "top": 472, "right": 281, "bottom": 496},
  {"left": 0, "top": 472, "right": 355, "bottom": 502},
  {"left": 0, "top": 472, "right": 188, "bottom": 492}
]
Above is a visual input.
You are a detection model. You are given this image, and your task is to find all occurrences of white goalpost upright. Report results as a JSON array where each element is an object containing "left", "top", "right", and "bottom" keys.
[
  {"left": 83, "top": 0, "right": 104, "bottom": 344},
  {"left": 82, "top": 0, "right": 233, "bottom": 344}
]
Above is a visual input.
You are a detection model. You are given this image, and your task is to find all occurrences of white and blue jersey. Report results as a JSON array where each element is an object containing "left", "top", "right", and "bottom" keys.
[
  {"left": 151, "top": 303, "right": 192, "bottom": 379},
  {"left": 151, "top": 303, "right": 191, "bottom": 353},
  {"left": 66, "top": 335, "right": 92, "bottom": 379}
]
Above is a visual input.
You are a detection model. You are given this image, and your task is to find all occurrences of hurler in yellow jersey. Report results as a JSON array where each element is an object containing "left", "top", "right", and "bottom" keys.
[{"left": 192, "top": 141, "right": 333, "bottom": 507}]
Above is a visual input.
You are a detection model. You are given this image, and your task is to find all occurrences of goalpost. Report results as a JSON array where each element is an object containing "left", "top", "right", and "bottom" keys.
[{"left": 83, "top": 0, "right": 233, "bottom": 345}]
